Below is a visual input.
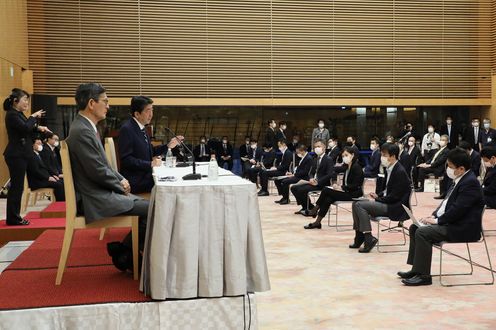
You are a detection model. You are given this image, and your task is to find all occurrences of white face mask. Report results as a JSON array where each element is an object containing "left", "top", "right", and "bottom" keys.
[
  {"left": 318, "top": 123, "right": 324, "bottom": 129},
  {"left": 36, "top": 145, "right": 43, "bottom": 152},
  {"left": 328, "top": 142, "right": 335, "bottom": 148},
  {"left": 484, "top": 123, "right": 490, "bottom": 129},
  {"left": 293, "top": 139, "right": 298, "bottom": 144},
  {"left": 484, "top": 161, "right": 493, "bottom": 168},
  {"left": 472, "top": 122, "right": 479, "bottom": 128},
  {"left": 428, "top": 127, "right": 434, "bottom": 133},
  {"left": 343, "top": 155, "right": 352, "bottom": 164},
  {"left": 446, "top": 167, "right": 457, "bottom": 180},
  {"left": 201, "top": 140, "right": 206, "bottom": 144},
  {"left": 222, "top": 140, "right": 227, "bottom": 144},
  {"left": 439, "top": 140, "right": 447, "bottom": 147},
  {"left": 314, "top": 147, "right": 323, "bottom": 155},
  {"left": 370, "top": 144, "right": 377, "bottom": 151},
  {"left": 53, "top": 141, "right": 59, "bottom": 148},
  {"left": 446, "top": 120, "right": 452, "bottom": 125},
  {"left": 408, "top": 141, "right": 414, "bottom": 147},
  {"left": 279, "top": 147, "right": 286, "bottom": 153},
  {"left": 251, "top": 144, "right": 257, "bottom": 150},
  {"left": 281, "top": 125, "right": 287, "bottom": 131},
  {"left": 380, "top": 156, "right": 390, "bottom": 168}
]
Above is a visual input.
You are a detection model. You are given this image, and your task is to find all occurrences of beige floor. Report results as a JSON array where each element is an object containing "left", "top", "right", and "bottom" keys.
[{"left": 255, "top": 184, "right": 496, "bottom": 329}]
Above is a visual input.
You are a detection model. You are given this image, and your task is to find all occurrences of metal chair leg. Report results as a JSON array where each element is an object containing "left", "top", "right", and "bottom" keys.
[{"left": 376, "top": 220, "right": 408, "bottom": 253}]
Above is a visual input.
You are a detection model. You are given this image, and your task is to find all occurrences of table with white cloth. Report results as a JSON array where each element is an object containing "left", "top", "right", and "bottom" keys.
[{"left": 140, "top": 163, "right": 271, "bottom": 300}]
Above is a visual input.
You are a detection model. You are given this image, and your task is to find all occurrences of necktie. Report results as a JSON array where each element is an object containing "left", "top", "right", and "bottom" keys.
[
  {"left": 447, "top": 125, "right": 451, "bottom": 139},
  {"left": 141, "top": 128, "right": 148, "bottom": 144},
  {"left": 475, "top": 128, "right": 478, "bottom": 144},
  {"left": 445, "top": 182, "right": 455, "bottom": 200},
  {"left": 201, "top": 144, "right": 204, "bottom": 156},
  {"left": 431, "top": 148, "right": 442, "bottom": 163}
]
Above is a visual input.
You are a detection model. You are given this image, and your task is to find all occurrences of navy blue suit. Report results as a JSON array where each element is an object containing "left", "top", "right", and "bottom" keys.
[
  {"left": 364, "top": 149, "right": 381, "bottom": 178},
  {"left": 259, "top": 148, "right": 293, "bottom": 191},
  {"left": 119, "top": 118, "right": 168, "bottom": 194},
  {"left": 375, "top": 162, "right": 411, "bottom": 221},
  {"left": 275, "top": 153, "right": 313, "bottom": 199},
  {"left": 483, "top": 168, "right": 496, "bottom": 208}
]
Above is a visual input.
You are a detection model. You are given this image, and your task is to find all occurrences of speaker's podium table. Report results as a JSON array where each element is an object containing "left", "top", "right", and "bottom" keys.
[{"left": 140, "top": 163, "right": 271, "bottom": 300}]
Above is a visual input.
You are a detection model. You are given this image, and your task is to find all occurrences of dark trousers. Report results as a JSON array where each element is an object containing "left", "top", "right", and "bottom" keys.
[
  {"left": 407, "top": 224, "right": 448, "bottom": 275},
  {"left": 247, "top": 167, "right": 263, "bottom": 184},
  {"left": 351, "top": 200, "right": 389, "bottom": 233},
  {"left": 375, "top": 176, "right": 385, "bottom": 194},
  {"left": 218, "top": 158, "right": 233, "bottom": 171},
  {"left": 31, "top": 180, "right": 65, "bottom": 202},
  {"left": 5, "top": 156, "right": 28, "bottom": 224},
  {"left": 417, "top": 167, "right": 436, "bottom": 189},
  {"left": 316, "top": 187, "right": 354, "bottom": 217},
  {"left": 275, "top": 176, "right": 301, "bottom": 199},
  {"left": 242, "top": 160, "right": 255, "bottom": 178},
  {"left": 120, "top": 199, "right": 149, "bottom": 251},
  {"left": 439, "top": 173, "right": 451, "bottom": 196},
  {"left": 260, "top": 169, "right": 285, "bottom": 191},
  {"left": 291, "top": 183, "right": 321, "bottom": 209}
]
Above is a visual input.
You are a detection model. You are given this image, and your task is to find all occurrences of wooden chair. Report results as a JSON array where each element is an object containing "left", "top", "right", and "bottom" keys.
[
  {"left": 21, "top": 175, "right": 55, "bottom": 213},
  {"left": 55, "top": 141, "right": 139, "bottom": 285}
]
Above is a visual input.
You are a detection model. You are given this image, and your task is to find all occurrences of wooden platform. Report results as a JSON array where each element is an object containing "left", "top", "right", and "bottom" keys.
[
  {"left": 0, "top": 212, "right": 65, "bottom": 246},
  {"left": 39, "top": 202, "right": 66, "bottom": 219}
]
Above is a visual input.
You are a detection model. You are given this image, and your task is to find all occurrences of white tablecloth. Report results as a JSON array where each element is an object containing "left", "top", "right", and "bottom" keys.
[{"left": 140, "top": 164, "right": 271, "bottom": 300}]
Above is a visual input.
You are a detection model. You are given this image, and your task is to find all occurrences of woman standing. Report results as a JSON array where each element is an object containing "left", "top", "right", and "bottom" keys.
[
  {"left": 311, "top": 119, "right": 330, "bottom": 149},
  {"left": 303, "top": 147, "right": 364, "bottom": 229},
  {"left": 3, "top": 88, "right": 50, "bottom": 225}
]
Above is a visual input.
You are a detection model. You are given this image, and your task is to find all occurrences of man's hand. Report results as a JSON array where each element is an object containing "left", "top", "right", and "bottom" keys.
[
  {"left": 369, "top": 192, "right": 378, "bottom": 199},
  {"left": 417, "top": 163, "right": 429, "bottom": 168},
  {"left": 58, "top": 174, "right": 64, "bottom": 179},
  {"left": 332, "top": 183, "right": 341, "bottom": 190},
  {"left": 420, "top": 216, "right": 436, "bottom": 225},
  {"left": 167, "top": 135, "right": 184, "bottom": 149},
  {"left": 270, "top": 166, "right": 277, "bottom": 171},
  {"left": 151, "top": 157, "right": 162, "bottom": 167},
  {"left": 309, "top": 178, "right": 318, "bottom": 186},
  {"left": 48, "top": 176, "right": 57, "bottom": 182},
  {"left": 249, "top": 159, "right": 256, "bottom": 164},
  {"left": 120, "top": 179, "right": 131, "bottom": 195}
]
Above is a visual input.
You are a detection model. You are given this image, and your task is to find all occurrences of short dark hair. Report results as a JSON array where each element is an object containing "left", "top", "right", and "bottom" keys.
[
  {"left": 481, "top": 147, "right": 496, "bottom": 159},
  {"left": 267, "top": 119, "right": 275, "bottom": 125},
  {"left": 343, "top": 146, "right": 358, "bottom": 157},
  {"left": 317, "top": 119, "right": 325, "bottom": 124},
  {"left": 380, "top": 143, "right": 399, "bottom": 159},
  {"left": 458, "top": 141, "right": 472, "bottom": 151},
  {"left": 250, "top": 138, "right": 258, "bottom": 143},
  {"left": 313, "top": 139, "right": 325, "bottom": 146},
  {"left": 446, "top": 115, "right": 453, "bottom": 120},
  {"left": 222, "top": 136, "right": 228, "bottom": 140},
  {"left": 44, "top": 132, "right": 57, "bottom": 140},
  {"left": 3, "top": 88, "right": 29, "bottom": 111},
  {"left": 263, "top": 143, "right": 272, "bottom": 149},
  {"left": 130, "top": 95, "right": 153, "bottom": 116},
  {"left": 199, "top": 135, "right": 206, "bottom": 140},
  {"left": 370, "top": 137, "right": 380, "bottom": 144},
  {"left": 448, "top": 148, "right": 471, "bottom": 170},
  {"left": 278, "top": 139, "right": 287, "bottom": 146},
  {"left": 279, "top": 121, "right": 286, "bottom": 126},
  {"left": 245, "top": 135, "right": 251, "bottom": 139},
  {"left": 296, "top": 144, "right": 307, "bottom": 152},
  {"left": 75, "top": 83, "right": 106, "bottom": 110}
]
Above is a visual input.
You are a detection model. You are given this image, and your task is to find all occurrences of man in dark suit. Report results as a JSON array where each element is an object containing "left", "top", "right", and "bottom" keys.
[
  {"left": 216, "top": 136, "right": 234, "bottom": 170},
  {"left": 351, "top": 143, "right": 411, "bottom": 253},
  {"left": 275, "top": 121, "right": 287, "bottom": 143},
  {"left": 119, "top": 96, "right": 181, "bottom": 194},
  {"left": 481, "top": 147, "right": 496, "bottom": 208},
  {"left": 364, "top": 138, "right": 381, "bottom": 178},
  {"left": 258, "top": 139, "right": 293, "bottom": 196},
  {"left": 27, "top": 138, "right": 65, "bottom": 201},
  {"left": 398, "top": 148, "right": 485, "bottom": 286},
  {"left": 274, "top": 144, "right": 313, "bottom": 205},
  {"left": 326, "top": 137, "right": 341, "bottom": 165},
  {"left": 440, "top": 115, "right": 460, "bottom": 149},
  {"left": 264, "top": 119, "right": 277, "bottom": 149},
  {"left": 458, "top": 141, "right": 481, "bottom": 177},
  {"left": 247, "top": 144, "right": 275, "bottom": 185},
  {"left": 415, "top": 135, "right": 450, "bottom": 192},
  {"left": 481, "top": 119, "right": 496, "bottom": 148},
  {"left": 241, "top": 139, "right": 262, "bottom": 179},
  {"left": 287, "top": 134, "right": 300, "bottom": 152},
  {"left": 239, "top": 136, "right": 252, "bottom": 177},
  {"left": 463, "top": 118, "right": 483, "bottom": 152},
  {"left": 291, "top": 140, "right": 334, "bottom": 213},
  {"left": 67, "top": 83, "right": 151, "bottom": 272},
  {"left": 40, "top": 132, "right": 63, "bottom": 179},
  {"left": 193, "top": 136, "right": 211, "bottom": 162}
]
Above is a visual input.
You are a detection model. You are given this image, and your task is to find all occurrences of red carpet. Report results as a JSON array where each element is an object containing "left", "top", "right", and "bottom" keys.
[
  {"left": 0, "top": 229, "right": 147, "bottom": 310},
  {"left": 0, "top": 212, "right": 64, "bottom": 229},
  {"left": 40, "top": 201, "right": 66, "bottom": 218}
]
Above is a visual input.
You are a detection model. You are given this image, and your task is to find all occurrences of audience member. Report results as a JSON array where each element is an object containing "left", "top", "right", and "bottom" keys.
[
  {"left": 193, "top": 136, "right": 211, "bottom": 162},
  {"left": 216, "top": 135, "right": 234, "bottom": 170},
  {"left": 440, "top": 115, "right": 460, "bottom": 149},
  {"left": 481, "top": 147, "right": 496, "bottom": 208},
  {"left": 311, "top": 119, "right": 330, "bottom": 147},
  {"left": 421, "top": 124, "right": 440, "bottom": 162},
  {"left": 463, "top": 118, "right": 482, "bottom": 152},
  {"left": 363, "top": 138, "right": 381, "bottom": 178},
  {"left": 257, "top": 139, "right": 293, "bottom": 196},
  {"left": 415, "top": 134, "right": 449, "bottom": 192}
]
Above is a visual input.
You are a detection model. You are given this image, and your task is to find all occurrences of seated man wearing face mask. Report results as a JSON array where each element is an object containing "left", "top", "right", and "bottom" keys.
[
  {"left": 291, "top": 140, "right": 334, "bottom": 214},
  {"left": 274, "top": 144, "right": 313, "bottom": 205},
  {"left": 247, "top": 144, "right": 275, "bottom": 185},
  {"left": 481, "top": 147, "right": 496, "bottom": 208},
  {"left": 40, "top": 132, "right": 63, "bottom": 179},
  {"left": 241, "top": 139, "right": 262, "bottom": 179},
  {"left": 326, "top": 137, "right": 341, "bottom": 165},
  {"left": 193, "top": 136, "right": 211, "bottom": 162},
  {"left": 415, "top": 134, "right": 450, "bottom": 192},
  {"left": 364, "top": 138, "right": 381, "bottom": 178},
  {"left": 304, "top": 147, "right": 364, "bottom": 229},
  {"left": 350, "top": 143, "right": 411, "bottom": 253},
  {"left": 258, "top": 139, "right": 293, "bottom": 196}
]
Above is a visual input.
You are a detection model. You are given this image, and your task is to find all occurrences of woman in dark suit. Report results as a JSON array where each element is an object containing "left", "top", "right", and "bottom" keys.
[
  {"left": 304, "top": 146, "right": 364, "bottom": 229},
  {"left": 3, "top": 88, "right": 50, "bottom": 225}
]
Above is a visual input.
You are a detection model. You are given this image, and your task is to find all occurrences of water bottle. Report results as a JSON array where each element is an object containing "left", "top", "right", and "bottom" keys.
[
  {"left": 165, "top": 149, "right": 173, "bottom": 167},
  {"left": 208, "top": 155, "right": 218, "bottom": 181}
]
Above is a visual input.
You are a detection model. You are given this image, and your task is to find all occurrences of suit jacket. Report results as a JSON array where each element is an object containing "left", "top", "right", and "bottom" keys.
[
  {"left": 261, "top": 150, "right": 276, "bottom": 168},
  {"left": 40, "top": 144, "right": 62, "bottom": 176},
  {"left": 275, "top": 129, "right": 286, "bottom": 143},
  {"left": 342, "top": 160, "right": 364, "bottom": 198},
  {"left": 3, "top": 109, "right": 38, "bottom": 159},
  {"left": 287, "top": 141, "right": 299, "bottom": 152},
  {"left": 239, "top": 143, "right": 251, "bottom": 158},
  {"left": 293, "top": 153, "right": 313, "bottom": 180},
  {"left": 247, "top": 147, "right": 263, "bottom": 162},
  {"left": 216, "top": 143, "right": 233, "bottom": 159},
  {"left": 364, "top": 149, "right": 381, "bottom": 178},
  {"left": 193, "top": 143, "right": 211, "bottom": 162},
  {"left": 440, "top": 124, "right": 460, "bottom": 148},
  {"left": 434, "top": 171, "right": 485, "bottom": 242},
  {"left": 469, "top": 150, "right": 481, "bottom": 177},
  {"left": 427, "top": 147, "right": 449, "bottom": 176},
  {"left": 463, "top": 127, "right": 483, "bottom": 150},
  {"left": 276, "top": 149, "right": 293, "bottom": 172},
  {"left": 326, "top": 146, "right": 341, "bottom": 165},
  {"left": 481, "top": 128, "right": 496, "bottom": 147},
  {"left": 119, "top": 118, "right": 168, "bottom": 193},
  {"left": 376, "top": 161, "right": 411, "bottom": 221},
  {"left": 483, "top": 168, "right": 496, "bottom": 208},
  {"left": 309, "top": 154, "right": 334, "bottom": 188},
  {"left": 399, "top": 150, "right": 412, "bottom": 177},
  {"left": 406, "top": 145, "right": 421, "bottom": 167},
  {"left": 311, "top": 128, "right": 330, "bottom": 146},
  {"left": 264, "top": 128, "right": 277, "bottom": 149},
  {"left": 27, "top": 151, "right": 51, "bottom": 189},
  {"left": 66, "top": 114, "right": 138, "bottom": 223}
]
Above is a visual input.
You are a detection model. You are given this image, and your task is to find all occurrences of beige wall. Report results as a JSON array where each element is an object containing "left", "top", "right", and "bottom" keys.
[{"left": 0, "top": 0, "right": 30, "bottom": 186}]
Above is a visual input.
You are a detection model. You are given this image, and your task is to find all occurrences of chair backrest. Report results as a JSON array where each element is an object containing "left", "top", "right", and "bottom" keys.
[
  {"left": 104, "top": 137, "right": 118, "bottom": 171},
  {"left": 60, "top": 141, "right": 77, "bottom": 220}
]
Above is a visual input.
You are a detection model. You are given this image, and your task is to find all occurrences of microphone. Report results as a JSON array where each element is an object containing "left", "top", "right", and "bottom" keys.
[
  {"left": 164, "top": 127, "right": 202, "bottom": 180},
  {"left": 399, "top": 131, "right": 411, "bottom": 143}
]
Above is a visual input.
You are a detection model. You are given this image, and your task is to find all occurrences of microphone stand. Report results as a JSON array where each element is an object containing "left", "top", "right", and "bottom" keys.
[{"left": 164, "top": 127, "right": 202, "bottom": 180}]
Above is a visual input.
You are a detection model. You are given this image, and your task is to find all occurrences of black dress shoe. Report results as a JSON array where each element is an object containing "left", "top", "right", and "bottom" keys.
[
  {"left": 397, "top": 270, "right": 419, "bottom": 279},
  {"left": 6, "top": 218, "right": 30, "bottom": 226},
  {"left": 258, "top": 190, "right": 269, "bottom": 196},
  {"left": 402, "top": 275, "right": 432, "bottom": 286},
  {"left": 303, "top": 222, "right": 322, "bottom": 229},
  {"left": 298, "top": 210, "right": 308, "bottom": 216},
  {"left": 294, "top": 209, "right": 304, "bottom": 214},
  {"left": 433, "top": 195, "right": 445, "bottom": 200},
  {"left": 349, "top": 232, "right": 365, "bottom": 249},
  {"left": 274, "top": 199, "right": 282, "bottom": 204},
  {"left": 415, "top": 188, "right": 424, "bottom": 192},
  {"left": 107, "top": 242, "right": 129, "bottom": 272},
  {"left": 279, "top": 199, "right": 289, "bottom": 205},
  {"left": 358, "top": 237, "right": 378, "bottom": 253}
]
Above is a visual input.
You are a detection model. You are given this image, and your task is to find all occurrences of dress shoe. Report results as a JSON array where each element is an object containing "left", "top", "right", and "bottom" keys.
[
  {"left": 433, "top": 195, "right": 445, "bottom": 200},
  {"left": 298, "top": 210, "right": 308, "bottom": 216},
  {"left": 107, "top": 242, "right": 129, "bottom": 272},
  {"left": 274, "top": 199, "right": 282, "bottom": 204},
  {"left": 415, "top": 188, "right": 424, "bottom": 193},
  {"left": 358, "top": 237, "right": 378, "bottom": 253},
  {"left": 279, "top": 199, "right": 289, "bottom": 205},
  {"left": 304, "top": 222, "right": 322, "bottom": 229},
  {"left": 294, "top": 209, "right": 304, "bottom": 214},
  {"left": 349, "top": 231, "right": 365, "bottom": 249},
  {"left": 6, "top": 218, "right": 30, "bottom": 226},
  {"left": 402, "top": 275, "right": 432, "bottom": 286},
  {"left": 397, "top": 270, "right": 419, "bottom": 279},
  {"left": 258, "top": 190, "right": 269, "bottom": 196}
]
